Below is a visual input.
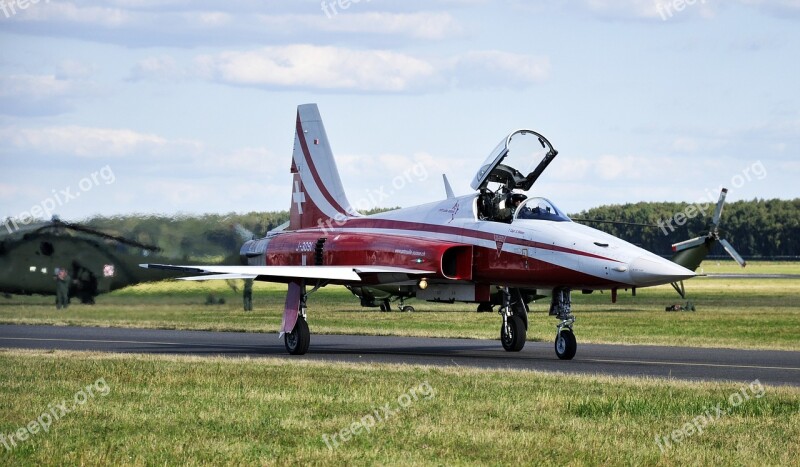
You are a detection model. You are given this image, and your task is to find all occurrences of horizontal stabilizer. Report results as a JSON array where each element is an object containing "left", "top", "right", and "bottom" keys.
[{"left": 672, "top": 236, "right": 706, "bottom": 252}]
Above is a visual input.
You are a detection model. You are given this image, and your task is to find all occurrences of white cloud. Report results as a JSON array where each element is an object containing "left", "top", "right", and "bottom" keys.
[
  {"left": 580, "top": 0, "right": 719, "bottom": 21},
  {"left": 739, "top": 0, "right": 800, "bottom": 17},
  {"left": 128, "top": 55, "right": 186, "bottom": 82},
  {"left": 449, "top": 51, "right": 550, "bottom": 87},
  {"left": 580, "top": 0, "right": 800, "bottom": 21},
  {"left": 258, "top": 12, "right": 462, "bottom": 40},
  {"left": 195, "top": 45, "right": 441, "bottom": 92},
  {"left": 549, "top": 154, "right": 679, "bottom": 182},
  {"left": 0, "top": 74, "right": 72, "bottom": 100},
  {"left": 583, "top": 0, "right": 664, "bottom": 20},
  {"left": 3, "top": 2, "right": 465, "bottom": 47},
  {"left": 595, "top": 154, "right": 643, "bottom": 180},
  {"left": 0, "top": 125, "right": 278, "bottom": 179},
  {"left": 0, "top": 73, "right": 97, "bottom": 116},
  {"left": 20, "top": 1, "right": 134, "bottom": 25},
  {"left": 0, "top": 125, "right": 202, "bottom": 158},
  {"left": 135, "top": 46, "right": 550, "bottom": 92}
]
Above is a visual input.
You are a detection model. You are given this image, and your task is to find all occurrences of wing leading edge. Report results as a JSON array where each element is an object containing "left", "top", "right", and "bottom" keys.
[{"left": 139, "top": 264, "right": 435, "bottom": 283}]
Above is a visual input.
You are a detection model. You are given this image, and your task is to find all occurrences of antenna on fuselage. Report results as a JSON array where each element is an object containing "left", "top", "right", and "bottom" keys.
[{"left": 442, "top": 174, "right": 455, "bottom": 199}]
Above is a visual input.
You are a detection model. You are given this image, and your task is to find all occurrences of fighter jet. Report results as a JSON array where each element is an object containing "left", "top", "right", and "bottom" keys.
[{"left": 143, "top": 104, "right": 695, "bottom": 360}]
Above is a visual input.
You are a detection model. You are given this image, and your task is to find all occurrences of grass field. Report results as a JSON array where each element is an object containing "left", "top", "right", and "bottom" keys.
[
  {"left": 1, "top": 261, "right": 798, "bottom": 350},
  {"left": 1, "top": 349, "right": 798, "bottom": 465}
]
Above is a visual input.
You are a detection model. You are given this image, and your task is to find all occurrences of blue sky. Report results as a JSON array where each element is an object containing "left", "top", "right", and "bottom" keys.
[{"left": 1, "top": 0, "right": 798, "bottom": 223}]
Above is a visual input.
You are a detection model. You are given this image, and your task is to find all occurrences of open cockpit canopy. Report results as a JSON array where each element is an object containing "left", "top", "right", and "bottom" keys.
[{"left": 470, "top": 129, "right": 558, "bottom": 192}]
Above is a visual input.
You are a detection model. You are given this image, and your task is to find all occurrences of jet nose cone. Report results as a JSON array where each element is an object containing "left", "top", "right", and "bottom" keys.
[{"left": 629, "top": 256, "right": 695, "bottom": 287}]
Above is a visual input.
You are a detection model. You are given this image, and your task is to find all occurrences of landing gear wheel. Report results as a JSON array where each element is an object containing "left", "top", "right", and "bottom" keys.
[
  {"left": 555, "top": 329, "right": 577, "bottom": 360},
  {"left": 284, "top": 317, "right": 310, "bottom": 355},
  {"left": 401, "top": 305, "right": 415, "bottom": 312},
  {"left": 477, "top": 302, "right": 493, "bottom": 313},
  {"left": 379, "top": 300, "right": 390, "bottom": 312},
  {"left": 501, "top": 315, "right": 526, "bottom": 352}
]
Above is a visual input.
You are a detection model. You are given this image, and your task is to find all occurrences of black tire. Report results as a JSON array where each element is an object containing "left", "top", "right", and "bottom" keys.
[
  {"left": 380, "top": 300, "right": 390, "bottom": 312},
  {"left": 401, "top": 305, "right": 415, "bottom": 312},
  {"left": 477, "top": 302, "right": 493, "bottom": 313},
  {"left": 501, "top": 315, "right": 526, "bottom": 352},
  {"left": 555, "top": 329, "right": 577, "bottom": 360},
  {"left": 284, "top": 317, "right": 310, "bottom": 355}
]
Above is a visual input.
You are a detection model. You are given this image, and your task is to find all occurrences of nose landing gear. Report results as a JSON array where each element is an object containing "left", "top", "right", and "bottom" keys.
[
  {"left": 555, "top": 319, "right": 576, "bottom": 360},
  {"left": 550, "top": 287, "right": 576, "bottom": 360}
]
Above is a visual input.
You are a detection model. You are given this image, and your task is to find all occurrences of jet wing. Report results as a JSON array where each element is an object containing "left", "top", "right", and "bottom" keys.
[{"left": 139, "top": 264, "right": 434, "bottom": 283}]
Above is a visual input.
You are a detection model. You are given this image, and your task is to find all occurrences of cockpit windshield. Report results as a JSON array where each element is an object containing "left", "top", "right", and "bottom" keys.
[{"left": 514, "top": 197, "right": 571, "bottom": 222}]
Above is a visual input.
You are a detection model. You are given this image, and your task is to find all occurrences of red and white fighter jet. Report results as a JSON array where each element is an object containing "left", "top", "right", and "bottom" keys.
[{"left": 143, "top": 104, "right": 695, "bottom": 359}]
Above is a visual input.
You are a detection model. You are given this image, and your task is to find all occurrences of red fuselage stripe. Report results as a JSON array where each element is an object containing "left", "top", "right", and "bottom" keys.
[{"left": 299, "top": 217, "right": 622, "bottom": 263}]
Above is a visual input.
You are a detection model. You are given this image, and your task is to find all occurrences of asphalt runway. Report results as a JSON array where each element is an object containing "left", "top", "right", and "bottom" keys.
[
  {"left": 2, "top": 324, "right": 799, "bottom": 386},
  {"left": 703, "top": 273, "right": 800, "bottom": 279}
]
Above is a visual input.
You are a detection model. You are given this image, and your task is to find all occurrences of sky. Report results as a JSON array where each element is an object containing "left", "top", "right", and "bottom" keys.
[{"left": 1, "top": 0, "right": 798, "bottom": 224}]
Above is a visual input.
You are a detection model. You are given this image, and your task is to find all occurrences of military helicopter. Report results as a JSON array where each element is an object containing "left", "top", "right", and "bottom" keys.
[{"left": 0, "top": 217, "right": 240, "bottom": 303}]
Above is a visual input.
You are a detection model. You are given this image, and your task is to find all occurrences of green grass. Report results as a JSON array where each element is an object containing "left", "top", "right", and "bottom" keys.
[
  {"left": 1, "top": 350, "right": 798, "bottom": 465},
  {"left": 697, "top": 260, "right": 800, "bottom": 275},
  {"left": 1, "top": 261, "right": 799, "bottom": 350}
]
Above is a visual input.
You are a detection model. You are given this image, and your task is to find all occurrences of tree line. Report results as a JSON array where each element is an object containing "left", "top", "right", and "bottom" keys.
[{"left": 571, "top": 198, "right": 800, "bottom": 257}]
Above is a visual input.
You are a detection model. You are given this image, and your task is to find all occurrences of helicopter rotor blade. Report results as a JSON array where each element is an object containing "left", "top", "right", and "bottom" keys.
[
  {"left": 719, "top": 238, "right": 747, "bottom": 267},
  {"left": 711, "top": 188, "right": 728, "bottom": 226},
  {"left": 671, "top": 236, "right": 707, "bottom": 252}
]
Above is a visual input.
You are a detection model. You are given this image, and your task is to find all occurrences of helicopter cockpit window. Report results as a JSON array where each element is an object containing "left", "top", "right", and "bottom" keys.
[
  {"left": 514, "top": 197, "right": 571, "bottom": 222},
  {"left": 39, "top": 241, "right": 54, "bottom": 256}
]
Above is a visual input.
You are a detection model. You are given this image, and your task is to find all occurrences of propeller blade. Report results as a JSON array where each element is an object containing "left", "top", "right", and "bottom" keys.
[
  {"left": 719, "top": 238, "right": 747, "bottom": 267},
  {"left": 672, "top": 236, "right": 707, "bottom": 252},
  {"left": 711, "top": 188, "right": 728, "bottom": 226}
]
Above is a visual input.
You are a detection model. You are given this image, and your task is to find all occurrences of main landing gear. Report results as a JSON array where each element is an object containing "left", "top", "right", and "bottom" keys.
[
  {"left": 380, "top": 297, "right": 415, "bottom": 312},
  {"left": 550, "top": 287, "right": 576, "bottom": 360},
  {"left": 499, "top": 288, "right": 528, "bottom": 352},
  {"left": 284, "top": 315, "right": 310, "bottom": 355},
  {"left": 282, "top": 280, "right": 325, "bottom": 356}
]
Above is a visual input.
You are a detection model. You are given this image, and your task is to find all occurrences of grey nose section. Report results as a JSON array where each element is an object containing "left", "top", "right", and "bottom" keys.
[{"left": 629, "top": 256, "right": 695, "bottom": 287}]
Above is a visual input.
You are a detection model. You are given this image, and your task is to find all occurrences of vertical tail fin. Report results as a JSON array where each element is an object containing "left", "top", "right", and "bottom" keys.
[{"left": 289, "top": 104, "right": 360, "bottom": 230}]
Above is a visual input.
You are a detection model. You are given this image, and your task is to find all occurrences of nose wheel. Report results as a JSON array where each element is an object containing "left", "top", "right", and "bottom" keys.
[
  {"left": 551, "top": 287, "right": 577, "bottom": 360},
  {"left": 555, "top": 323, "right": 576, "bottom": 360}
]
